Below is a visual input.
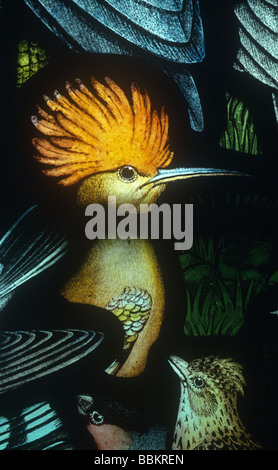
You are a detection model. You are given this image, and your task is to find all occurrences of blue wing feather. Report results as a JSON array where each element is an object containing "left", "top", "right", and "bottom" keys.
[
  {"left": 23, "top": 0, "right": 205, "bottom": 130},
  {"left": 0, "top": 401, "right": 74, "bottom": 449},
  {"left": 141, "top": 0, "right": 184, "bottom": 11},
  {"left": 24, "top": 0, "right": 205, "bottom": 63},
  {"left": 0, "top": 206, "right": 68, "bottom": 305},
  {"left": 81, "top": 0, "right": 190, "bottom": 43}
]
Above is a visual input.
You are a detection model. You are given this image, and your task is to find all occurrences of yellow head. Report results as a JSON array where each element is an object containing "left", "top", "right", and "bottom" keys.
[
  {"left": 31, "top": 75, "right": 245, "bottom": 208},
  {"left": 31, "top": 77, "right": 173, "bottom": 204}
]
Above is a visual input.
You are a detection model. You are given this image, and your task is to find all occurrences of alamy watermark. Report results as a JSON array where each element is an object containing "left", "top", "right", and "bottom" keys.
[{"left": 85, "top": 196, "right": 193, "bottom": 251}]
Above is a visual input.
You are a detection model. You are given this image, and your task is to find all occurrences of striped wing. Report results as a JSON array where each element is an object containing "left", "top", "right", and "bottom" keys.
[
  {"left": 234, "top": 0, "right": 277, "bottom": 89},
  {"left": 0, "top": 205, "right": 68, "bottom": 308},
  {"left": 0, "top": 401, "right": 74, "bottom": 450},
  {"left": 234, "top": 1, "right": 278, "bottom": 124},
  {"left": 0, "top": 329, "right": 104, "bottom": 394},
  {"left": 23, "top": 0, "right": 205, "bottom": 63}
]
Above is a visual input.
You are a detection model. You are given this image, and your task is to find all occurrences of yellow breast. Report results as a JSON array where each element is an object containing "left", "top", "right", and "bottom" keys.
[{"left": 60, "top": 238, "right": 165, "bottom": 377}]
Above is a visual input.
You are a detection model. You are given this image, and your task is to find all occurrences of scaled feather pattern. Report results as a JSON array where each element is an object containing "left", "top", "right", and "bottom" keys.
[
  {"left": 105, "top": 287, "right": 152, "bottom": 375},
  {"left": 32, "top": 77, "right": 174, "bottom": 185},
  {"left": 106, "top": 287, "right": 152, "bottom": 350}
]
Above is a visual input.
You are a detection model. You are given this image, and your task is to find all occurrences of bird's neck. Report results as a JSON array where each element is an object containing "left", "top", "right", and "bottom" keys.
[
  {"left": 60, "top": 238, "right": 165, "bottom": 378},
  {"left": 172, "top": 386, "right": 259, "bottom": 450}
]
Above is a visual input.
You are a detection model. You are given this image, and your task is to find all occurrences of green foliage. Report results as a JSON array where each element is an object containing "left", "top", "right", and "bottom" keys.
[
  {"left": 183, "top": 269, "right": 258, "bottom": 336},
  {"left": 219, "top": 92, "right": 262, "bottom": 155},
  {"left": 180, "top": 193, "right": 277, "bottom": 337}
]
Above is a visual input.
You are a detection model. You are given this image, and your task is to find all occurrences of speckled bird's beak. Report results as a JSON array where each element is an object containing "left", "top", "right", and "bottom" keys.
[{"left": 168, "top": 355, "right": 188, "bottom": 381}]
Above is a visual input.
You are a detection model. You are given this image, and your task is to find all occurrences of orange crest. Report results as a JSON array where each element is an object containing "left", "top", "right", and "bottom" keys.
[{"left": 31, "top": 77, "right": 174, "bottom": 186}]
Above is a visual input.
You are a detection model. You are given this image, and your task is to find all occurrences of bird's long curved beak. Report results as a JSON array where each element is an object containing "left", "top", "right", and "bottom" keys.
[{"left": 144, "top": 167, "right": 249, "bottom": 186}]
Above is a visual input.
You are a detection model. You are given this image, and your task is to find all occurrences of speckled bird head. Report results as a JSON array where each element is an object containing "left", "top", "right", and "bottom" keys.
[
  {"left": 169, "top": 355, "right": 245, "bottom": 419},
  {"left": 168, "top": 355, "right": 260, "bottom": 450}
]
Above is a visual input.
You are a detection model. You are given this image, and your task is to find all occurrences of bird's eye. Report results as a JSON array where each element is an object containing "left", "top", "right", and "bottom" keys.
[
  {"left": 193, "top": 377, "right": 205, "bottom": 388},
  {"left": 118, "top": 166, "right": 137, "bottom": 183}
]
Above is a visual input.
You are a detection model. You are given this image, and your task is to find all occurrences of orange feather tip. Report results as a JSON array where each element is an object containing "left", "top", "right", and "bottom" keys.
[{"left": 74, "top": 78, "right": 85, "bottom": 88}]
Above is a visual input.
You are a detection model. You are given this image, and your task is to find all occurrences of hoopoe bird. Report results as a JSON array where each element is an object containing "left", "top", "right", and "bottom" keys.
[
  {"left": 31, "top": 75, "right": 242, "bottom": 379},
  {"left": 168, "top": 355, "right": 262, "bottom": 450}
]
